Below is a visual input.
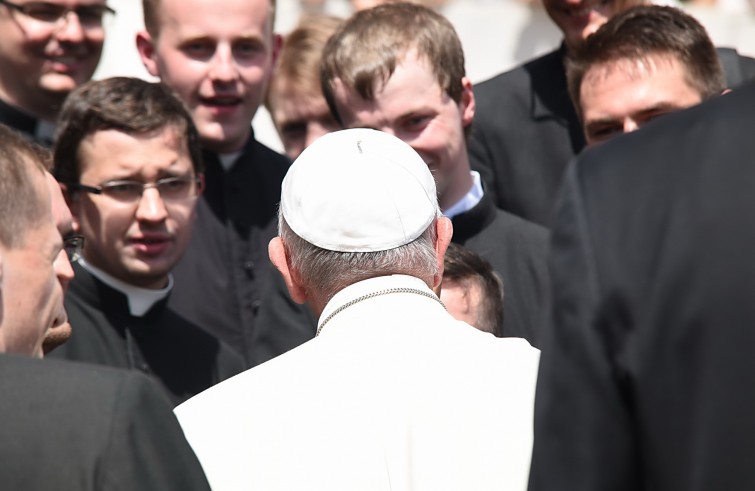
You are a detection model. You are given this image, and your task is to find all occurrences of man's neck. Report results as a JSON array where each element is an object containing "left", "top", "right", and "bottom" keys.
[
  {"left": 202, "top": 131, "right": 252, "bottom": 155},
  {"left": 78, "top": 258, "right": 173, "bottom": 317},
  {"left": 439, "top": 161, "right": 475, "bottom": 211},
  {"left": 0, "top": 86, "right": 63, "bottom": 123}
]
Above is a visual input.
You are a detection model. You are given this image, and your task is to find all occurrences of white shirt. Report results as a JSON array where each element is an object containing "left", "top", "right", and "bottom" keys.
[
  {"left": 176, "top": 274, "right": 539, "bottom": 491},
  {"left": 78, "top": 258, "right": 172, "bottom": 317},
  {"left": 443, "top": 170, "right": 484, "bottom": 219}
]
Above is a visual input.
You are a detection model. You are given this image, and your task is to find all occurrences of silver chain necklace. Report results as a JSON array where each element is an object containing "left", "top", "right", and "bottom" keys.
[{"left": 316, "top": 287, "right": 447, "bottom": 336}]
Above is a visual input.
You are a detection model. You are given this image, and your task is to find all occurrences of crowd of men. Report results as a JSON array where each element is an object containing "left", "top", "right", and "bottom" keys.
[{"left": 1, "top": 0, "right": 755, "bottom": 489}]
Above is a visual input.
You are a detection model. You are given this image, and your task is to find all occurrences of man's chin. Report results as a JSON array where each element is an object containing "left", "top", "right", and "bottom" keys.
[
  {"left": 42, "top": 322, "right": 73, "bottom": 355},
  {"left": 196, "top": 118, "right": 251, "bottom": 154},
  {"left": 39, "top": 72, "right": 91, "bottom": 97}
]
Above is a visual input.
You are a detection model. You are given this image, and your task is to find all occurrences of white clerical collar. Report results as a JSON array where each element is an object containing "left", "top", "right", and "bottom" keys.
[
  {"left": 443, "top": 171, "right": 484, "bottom": 219},
  {"left": 218, "top": 151, "right": 242, "bottom": 171},
  {"left": 78, "top": 258, "right": 173, "bottom": 317}
]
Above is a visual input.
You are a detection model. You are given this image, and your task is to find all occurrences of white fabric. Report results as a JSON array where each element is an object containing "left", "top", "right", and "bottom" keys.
[
  {"left": 218, "top": 151, "right": 241, "bottom": 171},
  {"left": 175, "top": 274, "right": 540, "bottom": 491},
  {"left": 443, "top": 170, "right": 484, "bottom": 219},
  {"left": 281, "top": 129, "right": 439, "bottom": 252},
  {"left": 77, "top": 258, "right": 172, "bottom": 317}
]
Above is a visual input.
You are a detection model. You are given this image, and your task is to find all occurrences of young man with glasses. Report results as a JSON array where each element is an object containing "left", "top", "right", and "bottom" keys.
[
  {"left": 49, "top": 77, "right": 244, "bottom": 406},
  {"left": 0, "top": 0, "right": 113, "bottom": 144},
  {"left": 0, "top": 122, "right": 212, "bottom": 490}
]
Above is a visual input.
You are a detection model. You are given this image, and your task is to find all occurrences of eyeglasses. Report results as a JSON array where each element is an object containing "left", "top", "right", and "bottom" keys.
[
  {"left": 0, "top": 0, "right": 115, "bottom": 28},
  {"left": 63, "top": 233, "right": 85, "bottom": 262},
  {"left": 68, "top": 177, "right": 203, "bottom": 204}
]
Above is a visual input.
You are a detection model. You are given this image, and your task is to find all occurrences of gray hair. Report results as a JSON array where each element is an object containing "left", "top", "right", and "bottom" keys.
[{"left": 279, "top": 212, "right": 439, "bottom": 303}]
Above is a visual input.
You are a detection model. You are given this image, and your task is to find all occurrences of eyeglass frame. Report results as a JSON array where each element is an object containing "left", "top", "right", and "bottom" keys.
[
  {"left": 66, "top": 176, "right": 204, "bottom": 204},
  {"left": 63, "top": 233, "right": 85, "bottom": 262},
  {"left": 0, "top": 0, "right": 116, "bottom": 28}
]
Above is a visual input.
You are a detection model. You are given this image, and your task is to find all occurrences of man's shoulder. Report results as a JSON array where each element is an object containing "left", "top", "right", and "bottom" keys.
[
  {"left": 474, "top": 47, "right": 564, "bottom": 100},
  {"left": 476, "top": 206, "right": 550, "bottom": 251},
  {"left": 243, "top": 137, "right": 292, "bottom": 168},
  {"left": 492, "top": 207, "right": 549, "bottom": 237},
  {"left": 0, "top": 97, "right": 37, "bottom": 139},
  {"left": 0, "top": 354, "right": 151, "bottom": 405},
  {"left": 715, "top": 46, "right": 755, "bottom": 88}
]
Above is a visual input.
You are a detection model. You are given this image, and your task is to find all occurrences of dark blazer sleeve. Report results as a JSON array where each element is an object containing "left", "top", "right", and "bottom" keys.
[
  {"left": 717, "top": 47, "right": 755, "bottom": 89},
  {"left": 528, "top": 163, "right": 638, "bottom": 491},
  {"left": 99, "top": 372, "right": 211, "bottom": 491},
  {"left": 250, "top": 270, "right": 317, "bottom": 366}
]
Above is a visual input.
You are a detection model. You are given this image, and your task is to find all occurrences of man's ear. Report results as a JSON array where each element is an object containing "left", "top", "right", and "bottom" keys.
[
  {"left": 0, "top": 251, "right": 4, "bottom": 325},
  {"left": 136, "top": 31, "right": 160, "bottom": 78},
  {"left": 432, "top": 217, "right": 453, "bottom": 290},
  {"left": 460, "top": 76, "right": 475, "bottom": 129},
  {"left": 271, "top": 33, "right": 283, "bottom": 68},
  {"left": 268, "top": 237, "right": 307, "bottom": 304}
]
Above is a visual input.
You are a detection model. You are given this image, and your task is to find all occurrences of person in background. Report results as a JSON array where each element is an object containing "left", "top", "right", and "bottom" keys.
[
  {"left": 136, "top": 0, "right": 290, "bottom": 367},
  {"left": 441, "top": 242, "right": 504, "bottom": 337},
  {"left": 50, "top": 77, "right": 244, "bottom": 406},
  {"left": 321, "top": 1, "right": 550, "bottom": 346},
  {"left": 175, "top": 128, "right": 540, "bottom": 491},
  {"left": 0, "top": 122, "right": 211, "bottom": 490},
  {"left": 265, "top": 13, "right": 343, "bottom": 160},
  {"left": 529, "top": 74, "right": 755, "bottom": 491},
  {"left": 567, "top": 5, "right": 726, "bottom": 146},
  {"left": 0, "top": 0, "right": 113, "bottom": 144},
  {"left": 468, "top": 0, "right": 755, "bottom": 227}
]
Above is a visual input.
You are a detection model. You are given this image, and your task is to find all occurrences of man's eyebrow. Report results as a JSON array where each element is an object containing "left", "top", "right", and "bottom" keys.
[
  {"left": 632, "top": 102, "right": 684, "bottom": 118},
  {"left": 348, "top": 124, "right": 380, "bottom": 131}
]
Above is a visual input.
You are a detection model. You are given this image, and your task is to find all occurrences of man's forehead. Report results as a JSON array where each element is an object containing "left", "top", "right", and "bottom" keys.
[
  {"left": 24, "top": 0, "right": 107, "bottom": 4},
  {"left": 583, "top": 54, "right": 684, "bottom": 85},
  {"left": 154, "top": 0, "right": 274, "bottom": 35},
  {"left": 45, "top": 173, "right": 73, "bottom": 234}
]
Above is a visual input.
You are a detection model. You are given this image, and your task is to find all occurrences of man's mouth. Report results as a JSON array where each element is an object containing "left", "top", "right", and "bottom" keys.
[
  {"left": 201, "top": 96, "right": 243, "bottom": 108},
  {"left": 129, "top": 234, "right": 172, "bottom": 255},
  {"left": 561, "top": 0, "right": 610, "bottom": 16}
]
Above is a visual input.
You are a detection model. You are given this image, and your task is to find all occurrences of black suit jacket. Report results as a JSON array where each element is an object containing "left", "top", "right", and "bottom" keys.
[
  {"left": 0, "top": 354, "right": 210, "bottom": 490},
  {"left": 50, "top": 264, "right": 245, "bottom": 406},
  {"left": 529, "top": 81, "right": 755, "bottom": 490},
  {"left": 167, "top": 133, "right": 290, "bottom": 367},
  {"left": 469, "top": 45, "right": 755, "bottom": 227}
]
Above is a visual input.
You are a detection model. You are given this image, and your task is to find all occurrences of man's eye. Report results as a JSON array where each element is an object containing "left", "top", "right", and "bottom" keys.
[
  {"left": 183, "top": 42, "right": 214, "bottom": 57},
  {"left": 160, "top": 178, "right": 188, "bottom": 189},
  {"left": 24, "top": 3, "right": 62, "bottom": 21},
  {"left": 588, "top": 126, "right": 622, "bottom": 142},
  {"left": 102, "top": 182, "right": 142, "bottom": 197},
  {"left": 76, "top": 6, "right": 107, "bottom": 24},
  {"left": 281, "top": 122, "right": 307, "bottom": 140},
  {"left": 235, "top": 42, "right": 263, "bottom": 57},
  {"left": 404, "top": 115, "right": 431, "bottom": 131}
]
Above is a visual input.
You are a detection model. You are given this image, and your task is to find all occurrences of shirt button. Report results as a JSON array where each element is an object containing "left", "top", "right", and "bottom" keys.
[{"left": 244, "top": 261, "right": 255, "bottom": 279}]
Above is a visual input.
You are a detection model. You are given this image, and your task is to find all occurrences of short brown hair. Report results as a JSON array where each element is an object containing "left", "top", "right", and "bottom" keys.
[
  {"left": 443, "top": 243, "right": 504, "bottom": 336},
  {"left": 142, "top": 0, "right": 277, "bottom": 38},
  {"left": 53, "top": 77, "right": 203, "bottom": 185},
  {"left": 567, "top": 5, "right": 724, "bottom": 119},
  {"left": 265, "top": 13, "right": 343, "bottom": 114},
  {"left": 0, "top": 124, "right": 50, "bottom": 248},
  {"left": 321, "top": 2, "right": 466, "bottom": 126}
]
